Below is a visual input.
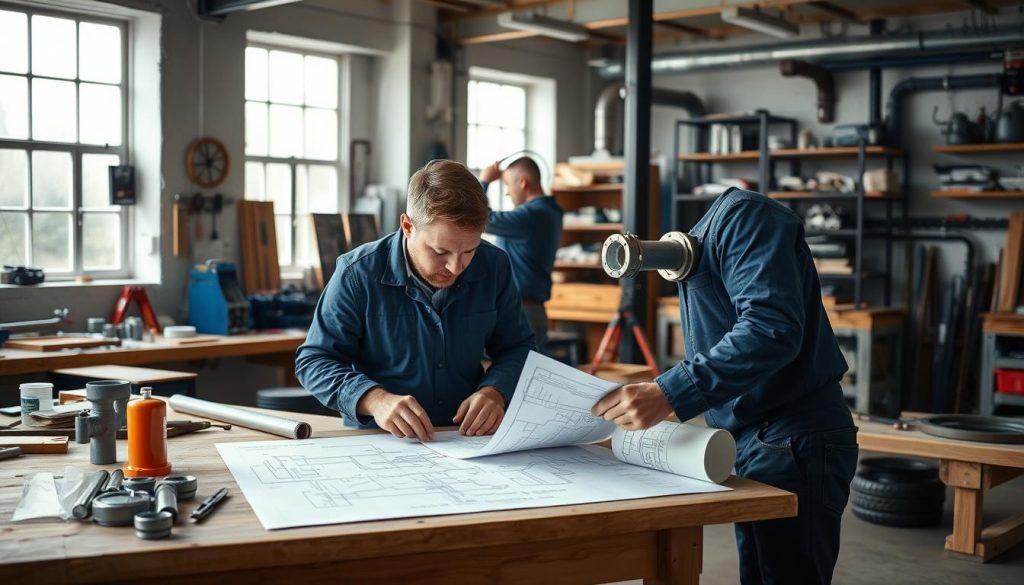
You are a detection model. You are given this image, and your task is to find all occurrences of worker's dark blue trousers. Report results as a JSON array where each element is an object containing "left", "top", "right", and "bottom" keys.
[{"left": 733, "top": 420, "right": 859, "bottom": 585}]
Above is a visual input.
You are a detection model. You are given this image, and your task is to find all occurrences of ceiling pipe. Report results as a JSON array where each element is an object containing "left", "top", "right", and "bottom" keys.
[
  {"left": 779, "top": 60, "right": 835, "bottom": 123},
  {"left": 594, "top": 82, "right": 705, "bottom": 155},
  {"left": 597, "top": 25, "right": 1024, "bottom": 78},
  {"left": 885, "top": 73, "right": 1004, "bottom": 147}
]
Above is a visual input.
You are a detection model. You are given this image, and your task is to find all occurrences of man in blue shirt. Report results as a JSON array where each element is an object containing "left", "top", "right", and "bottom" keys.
[
  {"left": 593, "top": 188, "right": 858, "bottom": 584},
  {"left": 479, "top": 157, "right": 563, "bottom": 353},
  {"left": 296, "top": 160, "right": 535, "bottom": 441}
]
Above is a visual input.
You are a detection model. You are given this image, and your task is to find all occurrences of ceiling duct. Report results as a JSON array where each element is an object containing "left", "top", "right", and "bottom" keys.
[
  {"left": 597, "top": 25, "right": 1024, "bottom": 78},
  {"left": 197, "top": 0, "right": 300, "bottom": 17}
]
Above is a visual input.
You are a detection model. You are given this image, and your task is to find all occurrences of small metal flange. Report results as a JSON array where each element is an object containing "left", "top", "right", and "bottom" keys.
[
  {"left": 134, "top": 510, "right": 173, "bottom": 540},
  {"left": 160, "top": 475, "right": 198, "bottom": 500},
  {"left": 92, "top": 491, "right": 153, "bottom": 527},
  {"left": 657, "top": 231, "right": 700, "bottom": 282},
  {"left": 602, "top": 233, "right": 643, "bottom": 278},
  {"left": 122, "top": 476, "right": 156, "bottom": 494}
]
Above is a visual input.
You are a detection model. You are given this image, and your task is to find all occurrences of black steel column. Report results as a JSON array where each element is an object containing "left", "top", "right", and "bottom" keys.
[{"left": 620, "top": 0, "right": 653, "bottom": 363}]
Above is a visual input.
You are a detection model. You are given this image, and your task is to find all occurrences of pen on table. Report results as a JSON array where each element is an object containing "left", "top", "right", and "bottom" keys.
[{"left": 190, "top": 487, "right": 229, "bottom": 522}]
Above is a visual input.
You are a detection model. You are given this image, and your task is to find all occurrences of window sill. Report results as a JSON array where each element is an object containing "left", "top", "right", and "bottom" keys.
[{"left": 0, "top": 278, "right": 159, "bottom": 291}]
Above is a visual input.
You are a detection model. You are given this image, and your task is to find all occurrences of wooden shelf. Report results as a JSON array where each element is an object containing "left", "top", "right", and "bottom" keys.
[
  {"left": 771, "top": 146, "right": 903, "bottom": 158},
  {"left": 678, "top": 151, "right": 760, "bottom": 162},
  {"left": 554, "top": 261, "right": 602, "bottom": 270},
  {"left": 551, "top": 183, "right": 623, "bottom": 193},
  {"left": 562, "top": 223, "right": 623, "bottom": 232},
  {"left": 932, "top": 143, "right": 1024, "bottom": 154},
  {"left": 931, "top": 190, "right": 1024, "bottom": 199},
  {"left": 678, "top": 146, "right": 903, "bottom": 162},
  {"left": 767, "top": 190, "right": 897, "bottom": 199}
]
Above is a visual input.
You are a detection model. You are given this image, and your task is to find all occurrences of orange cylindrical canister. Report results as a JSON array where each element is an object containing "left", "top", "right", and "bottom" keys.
[{"left": 123, "top": 387, "right": 172, "bottom": 477}]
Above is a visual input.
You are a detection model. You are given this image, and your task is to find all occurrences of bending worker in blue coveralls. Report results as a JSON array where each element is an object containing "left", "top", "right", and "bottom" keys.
[
  {"left": 296, "top": 159, "right": 535, "bottom": 440},
  {"left": 479, "top": 157, "right": 563, "bottom": 353},
  {"left": 593, "top": 188, "right": 858, "bottom": 585}
]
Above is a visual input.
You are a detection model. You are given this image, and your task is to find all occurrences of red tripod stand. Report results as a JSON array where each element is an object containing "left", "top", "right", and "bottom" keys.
[{"left": 587, "top": 305, "right": 660, "bottom": 378}]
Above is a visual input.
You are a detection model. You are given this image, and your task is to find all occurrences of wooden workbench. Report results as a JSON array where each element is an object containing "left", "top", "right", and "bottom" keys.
[
  {"left": 0, "top": 331, "right": 307, "bottom": 381},
  {"left": 0, "top": 406, "right": 796, "bottom": 584},
  {"left": 856, "top": 418, "right": 1024, "bottom": 562}
]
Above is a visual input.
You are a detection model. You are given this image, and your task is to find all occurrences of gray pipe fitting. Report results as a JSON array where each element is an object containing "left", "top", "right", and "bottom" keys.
[
  {"left": 134, "top": 510, "right": 173, "bottom": 540},
  {"left": 155, "top": 483, "right": 178, "bottom": 521},
  {"left": 602, "top": 232, "right": 700, "bottom": 282},
  {"left": 74, "top": 380, "right": 131, "bottom": 465}
]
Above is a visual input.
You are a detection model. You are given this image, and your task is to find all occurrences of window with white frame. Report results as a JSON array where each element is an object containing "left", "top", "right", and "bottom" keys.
[
  {"left": 244, "top": 45, "right": 341, "bottom": 270},
  {"left": 466, "top": 79, "right": 526, "bottom": 211},
  {"left": 0, "top": 5, "right": 128, "bottom": 278}
]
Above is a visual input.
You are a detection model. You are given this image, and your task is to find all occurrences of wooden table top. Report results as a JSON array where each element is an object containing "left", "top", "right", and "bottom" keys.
[
  {"left": 0, "top": 330, "right": 307, "bottom": 377},
  {"left": 856, "top": 418, "right": 1024, "bottom": 468},
  {"left": 0, "top": 406, "right": 796, "bottom": 585}
]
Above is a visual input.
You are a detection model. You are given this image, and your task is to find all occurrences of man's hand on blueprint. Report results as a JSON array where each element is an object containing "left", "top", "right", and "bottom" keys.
[
  {"left": 592, "top": 383, "right": 674, "bottom": 431},
  {"left": 360, "top": 387, "right": 435, "bottom": 441},
  {"left": 454, "top": 386, "right": 505, "bottom": 436}
]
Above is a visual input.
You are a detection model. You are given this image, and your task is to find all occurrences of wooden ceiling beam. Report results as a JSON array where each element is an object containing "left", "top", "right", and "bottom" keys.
[
  {"left": 961, "top": 0, "right": 998, "bottom": 14},
  {"left": 806, "top": 1, "right": 859, "bottom": 21}
]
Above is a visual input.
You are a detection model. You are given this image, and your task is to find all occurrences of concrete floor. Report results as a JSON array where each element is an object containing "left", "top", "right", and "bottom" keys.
[{"left": 697, "top": 474, "right": 1024, "bottom": 585}]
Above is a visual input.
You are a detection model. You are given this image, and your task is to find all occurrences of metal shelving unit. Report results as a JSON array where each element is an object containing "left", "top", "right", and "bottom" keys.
[{"left": 671, "top": 110, "right": 907, "bottom": 307}]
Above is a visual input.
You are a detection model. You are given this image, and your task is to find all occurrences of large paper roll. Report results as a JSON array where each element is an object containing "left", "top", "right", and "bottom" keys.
[
  {"left": 611, "top": 421, "right": 736, "bottom": 484},
  {"left": 168, "top": 395, "right": 312, "bottom": 440}
]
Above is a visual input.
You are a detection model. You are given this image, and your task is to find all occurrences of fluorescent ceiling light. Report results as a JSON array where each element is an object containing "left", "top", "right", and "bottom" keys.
[
  {"left": 721, "top": 7, "right": 799, "bottom": 39},
  {"left": 497, "top": 12, "right": 590, "bottom": 43}
]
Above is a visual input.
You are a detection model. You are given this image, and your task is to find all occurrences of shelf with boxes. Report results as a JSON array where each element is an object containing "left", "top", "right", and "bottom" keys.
[{"left": 546, "top": 161, "right": 662, "bottom": 357}]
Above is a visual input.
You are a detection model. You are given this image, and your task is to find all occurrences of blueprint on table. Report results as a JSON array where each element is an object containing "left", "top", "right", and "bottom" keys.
[
  {"left": 216, "top": 434, "right": 730, "bottom": 530},
  {"left": 424, "top": 351, "right": 620, "bottom": 459}
]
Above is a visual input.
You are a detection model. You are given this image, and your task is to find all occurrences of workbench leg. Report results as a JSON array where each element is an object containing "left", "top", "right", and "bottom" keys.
[
  {"left": 647, "top": 527, "right": 702, "bottom": 585},
  {"left": 946, "top": 486, "right": 983, "bottom": 557}
]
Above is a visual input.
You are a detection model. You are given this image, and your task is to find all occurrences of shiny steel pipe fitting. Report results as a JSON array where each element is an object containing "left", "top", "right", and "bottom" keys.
[{"left": 601, "top": 231, "right": 700, "bottom": 282}]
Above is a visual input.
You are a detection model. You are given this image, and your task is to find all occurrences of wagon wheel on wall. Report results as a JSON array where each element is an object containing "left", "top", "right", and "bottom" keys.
[{"left": 186, "top": 137, "right": 230, "bottom": 189}]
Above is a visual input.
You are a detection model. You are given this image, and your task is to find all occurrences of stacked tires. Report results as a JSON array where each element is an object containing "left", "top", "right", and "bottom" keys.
[{"left": 851, "top": 457, "right": 946, "bottom": 527}]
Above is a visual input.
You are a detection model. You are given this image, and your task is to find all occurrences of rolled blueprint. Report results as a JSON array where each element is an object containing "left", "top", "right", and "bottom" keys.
[
  {"left": 611, "top": 420, "right": 736, "bottom": 484},
  {"left": 168, "top": 395, "right": 312, "bottom": 440}
]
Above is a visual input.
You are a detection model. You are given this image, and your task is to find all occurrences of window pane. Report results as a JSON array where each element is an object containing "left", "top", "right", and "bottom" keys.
[
  {"left": 294, "top": 213, "right": 313, "bottom": 268},
  {"left": 501, "top": 85, "right": 526, "bottom": 129},
  {"left": 0, "top": 10, "right": 28, "bottom": 74},
  {"left": 0, "top": 74, "right": 29, "bottom": 139},
  {"left": 32, "top": 15, "right": 76, "bottom": 79},
  {"left": 32, "top": 151, "right": 72, "bottom": 209},
  {"left": 245, "top": 47, "right": 268, "bottom": 101},
  {"left": 82, "top": 153, "right": 120, "bottom": 209},
  {"left": 245, "top": 101, "right": 268, "bottom": 156},
  {"left": 79, "top": 83, "right": 122, "bottom": 145},
  {"left": 299, "top": 163, "right": 339, "bottom": 214},
  {"left": 304, "top": 55, "right": 337, "bottom": 108},
  {"left": 265, "top": 162, "right": 292, "bottom": 213},
  {"left": 467, "top": 80, "right": 478, "bottom": 125},
  {"left": 304, "top": 108, "right": 337, "bottom": 160},
  {"left": 0, "top": 149, "right": 29, "bottom": 207},
  {"left": 476, "top": 82, "right": 503, "bottom": 126},
  {"left": 32, "top": 78, "right": 77, "bottom": 142},
  {"left": 245, "top": 161, "right": 265, "bottom": 200},
  {"left": 31, "top": 212, "right": 72, "bottom": 271},
  {"left": 82, "top": 212, "right": 120, "bottom": 270},
  {"left": 269, "top": 104, "right": 303, "bottom": 158},
  {"left": 501, "top": 128, "right": 525, "bottom": 156},
  {"left": 275, "top": 215, "right": 292, "bottom": 266},
  {"left": 474, "top": 125, "right": 502, "bottom": 170},
  {"left": 79, "top": 22, "right": 121, "bottom": 83},
  {"left": 0, "top": 212, "right": 28, "bottom": 265},
  {"left": 268, "top": 50, "right": 303, "bottom": 105}
]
